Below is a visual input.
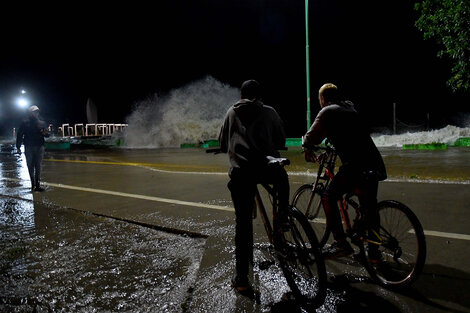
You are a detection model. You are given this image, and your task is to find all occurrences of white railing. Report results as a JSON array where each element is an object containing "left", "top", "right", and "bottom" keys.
[
  {"left": 57, "top": 123, "right": 128, "bottom": 137},
  {"left": 60, "top": 124, "right": 74, "bottom": 137},
  {"left": 74, "top": 124, "right": 84, "bottom": 137}
]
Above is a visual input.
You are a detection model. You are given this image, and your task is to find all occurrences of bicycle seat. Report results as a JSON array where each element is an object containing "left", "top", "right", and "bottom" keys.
[{"left": 266, "top": 156, "right": 290, "bottom": 167}]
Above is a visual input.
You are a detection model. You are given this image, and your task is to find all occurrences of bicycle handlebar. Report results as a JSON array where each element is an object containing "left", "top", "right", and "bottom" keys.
[
  {"left": 303, "top": 145, "right": 336, "bottom": 153},
  {"left": 206, "top": 147, "right": 290, "bottom": 166},
  {"left": 302, "top": 145, "right": 337, "bottom": 165}
]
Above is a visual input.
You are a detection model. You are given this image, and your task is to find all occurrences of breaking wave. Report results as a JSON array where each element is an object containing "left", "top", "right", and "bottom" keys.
[
  {"left": 372, "top": 125, "right": 470, "bottom": 147},
  {"left": 123, "top": 76, "right": 239, "bottom": 148}
]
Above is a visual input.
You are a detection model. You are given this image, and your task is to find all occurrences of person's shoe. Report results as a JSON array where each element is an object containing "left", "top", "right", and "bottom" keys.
[
  {"left": 231, "top": 275, "right": 255, "bottom": 297},
  {"left": 322, "top": 241, "right": 354, "bottom": 259},
  {"left": 34, "top": 186, "right": 45, "bottom": 192}
]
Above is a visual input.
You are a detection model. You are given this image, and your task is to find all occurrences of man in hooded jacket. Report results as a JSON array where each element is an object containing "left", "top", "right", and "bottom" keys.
[
  {"left": 303, "top": 83, "right": 387, "bottom": 260},
  {"left": 16, "top": 105, "right": 49, "bottom": 191},
  {"left": 218, "top": 80, "right": 288, "bottom": 293}
]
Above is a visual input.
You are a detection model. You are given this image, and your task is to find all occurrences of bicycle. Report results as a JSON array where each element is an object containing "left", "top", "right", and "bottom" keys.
[
  {"left": 292, "top": 145, "right": 426, "bottom": 288},
  {"left": 207, "top": 148, "right": 327, "bottom": 309}
]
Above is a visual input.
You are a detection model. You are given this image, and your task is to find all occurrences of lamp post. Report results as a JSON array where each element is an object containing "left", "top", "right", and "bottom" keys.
[{"left": 305, "top": 0, "right": 311, "bottom": 131}]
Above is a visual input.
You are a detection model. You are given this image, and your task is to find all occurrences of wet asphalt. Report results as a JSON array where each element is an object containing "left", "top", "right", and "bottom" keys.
[{"left": 1, "top": 146, "right": 469, "bottom": 313}]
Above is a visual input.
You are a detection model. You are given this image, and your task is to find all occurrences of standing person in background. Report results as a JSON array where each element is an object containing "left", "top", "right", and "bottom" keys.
[
  {"left": 218, "top": 79, "right": 289, "bottom": 296},
  {"left": 16, "top": 105, "right": 49, "bottom": 192}
]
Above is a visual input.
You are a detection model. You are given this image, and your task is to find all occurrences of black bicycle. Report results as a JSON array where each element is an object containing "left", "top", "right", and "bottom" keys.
[
  {"left": 292, "top": 145, "right": 426, "bottom": 288},
  {"left": 208, "top": 149, "right": 327, "bottom": 308}
]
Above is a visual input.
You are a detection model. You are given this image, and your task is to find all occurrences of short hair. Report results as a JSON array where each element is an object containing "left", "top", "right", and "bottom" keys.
[
  {"left": 240, "top": 80, "right": 261, "bottom": 100},
  {"left": 319, "top": 83, "right": 340, "bottom": 103}
]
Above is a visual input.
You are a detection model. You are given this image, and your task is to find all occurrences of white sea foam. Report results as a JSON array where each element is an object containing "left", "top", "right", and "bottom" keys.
[
  {"left": 123, "top": 76, "right": 239, "bottom": 148},
  {"left": 372, "top": 125, "right": 470, "bottom": 147}
]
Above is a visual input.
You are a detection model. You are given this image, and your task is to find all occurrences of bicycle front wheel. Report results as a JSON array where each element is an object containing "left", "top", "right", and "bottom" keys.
[
  {"left": 362, "top": 200, "right": 426, "bottom": 288},
  {"left": 279, "top": 206, "right": 327, "bottom": 309},
  {"left": 292, "top": 184, "right": 330, "bottom": 247}
]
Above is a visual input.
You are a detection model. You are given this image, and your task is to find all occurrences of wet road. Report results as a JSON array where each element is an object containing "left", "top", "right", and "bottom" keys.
[{"left": 1, "top": 146, "right": 469, "bottom": 312}]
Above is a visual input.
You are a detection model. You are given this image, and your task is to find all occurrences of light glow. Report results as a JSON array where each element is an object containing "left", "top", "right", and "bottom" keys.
[{"left": 17, "top": 98, "right": 28, "bottom": 108}]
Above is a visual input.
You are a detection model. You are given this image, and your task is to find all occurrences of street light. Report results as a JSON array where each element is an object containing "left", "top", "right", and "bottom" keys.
[
  {"left": 16, "top": 89, "right": 29, "bottom": 109},
  {"left": 17, "top": 98, "right": 28, "bottom": 108}
]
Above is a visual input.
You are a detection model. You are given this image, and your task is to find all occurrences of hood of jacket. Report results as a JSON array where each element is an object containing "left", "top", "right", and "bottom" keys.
[{"left": 233, "top": 99, "right": 263, "bottom": 126}]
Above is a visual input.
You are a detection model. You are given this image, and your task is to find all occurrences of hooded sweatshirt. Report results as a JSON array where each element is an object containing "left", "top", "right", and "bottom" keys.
[
  {"left": 16, "top": 115, "right": 48, "bottom": 148},
  {"left": 218, "top": 99, "right": 286, "bottom": 176},
  {"left": 304, "top": 100, "right": 387, "bottom": 180}
]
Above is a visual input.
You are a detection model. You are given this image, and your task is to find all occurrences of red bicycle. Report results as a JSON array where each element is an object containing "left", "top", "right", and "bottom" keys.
[{"left": 292, "top": 145, "right": 426, "bottom": 288}]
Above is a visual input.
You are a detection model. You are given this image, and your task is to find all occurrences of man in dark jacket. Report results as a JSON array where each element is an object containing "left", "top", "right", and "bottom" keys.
[
  {"left": 16, "top": 105, "right": 49, "bottom": 192},
  {"left": 219, "top": 80, "right": 289, "bottom": 294},
  {"left": 303, "top": 83, "right": 387, "bottom": 259}
]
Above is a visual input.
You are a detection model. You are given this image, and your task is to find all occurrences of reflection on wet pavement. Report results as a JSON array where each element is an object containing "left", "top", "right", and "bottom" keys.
[
  {"left": 0, "top": 197, "right": 205, "bottom": 312},
  {"left": 2, "top": 145, "right": 470, "bottom": 312},
  {"left": 0, "top": 152, "right": 33, "bottom": 197}
]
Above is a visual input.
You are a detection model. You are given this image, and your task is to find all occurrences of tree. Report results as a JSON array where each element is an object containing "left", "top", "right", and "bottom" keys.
[{"left": 415, "top": 0, "right": 470, "bottom": 91}]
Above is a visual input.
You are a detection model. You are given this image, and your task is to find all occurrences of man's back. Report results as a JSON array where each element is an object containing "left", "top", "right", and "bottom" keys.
[
  {"left": 219, "top": 99, "right": 285, "bottom": 173},
  {"left": 306, "top": 101, "right": 386, "bottom": 179}
]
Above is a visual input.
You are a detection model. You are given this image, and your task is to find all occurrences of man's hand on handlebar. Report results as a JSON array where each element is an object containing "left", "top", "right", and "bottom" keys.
[
  {"left": 304, "top": 149, "right": 319, "bottom": 163},
  {"left": 303, "top": 147, "right": 329, "bottom": 163}
]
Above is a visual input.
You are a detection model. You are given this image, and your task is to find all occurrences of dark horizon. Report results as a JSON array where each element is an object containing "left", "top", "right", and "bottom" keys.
[{"left": 1, "top": 1, "right": 469, "bottom": 138}]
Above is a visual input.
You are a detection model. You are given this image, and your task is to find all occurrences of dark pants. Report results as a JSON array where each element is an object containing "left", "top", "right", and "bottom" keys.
[
  {"left": 24, "top": 145, "right": 45, "bottom": 188},
  {"left": 228, "top": 165, "right": 289, "bottom": 281},
  {"left": 322, "top": 165, "right": 379, "bottom": 244}
]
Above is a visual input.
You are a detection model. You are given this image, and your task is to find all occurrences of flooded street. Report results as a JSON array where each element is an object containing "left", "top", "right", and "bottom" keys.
[
  {"left": 1, "top": 144, "right": 469, "bottom": 312},
  {"left": 0, "top": 196, "right": 205, "bottom": 312}
]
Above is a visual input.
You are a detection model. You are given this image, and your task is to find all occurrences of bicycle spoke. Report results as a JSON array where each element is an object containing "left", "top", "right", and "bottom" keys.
[
  {"left": 363, "top": 201, "right": 426, "bottom": 288},
  {"left": 279, "top": 209, "right": 327, "bottom": 309},
  {"left": 292, "top": 184, "right": 330, "bottom": 247},
  {"left": 289, "top": 221, "right": 316, "bottom": 276}
]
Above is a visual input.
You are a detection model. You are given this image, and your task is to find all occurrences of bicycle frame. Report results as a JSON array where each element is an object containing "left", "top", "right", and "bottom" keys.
[
  {"left": 308, "top": 147, "right": 383, "bottom": 247},
  {"left": 206, "top": 147, "right": 282, "bottom": 244},
  {"left": 297, "top": 146, "right": 426, "bottom": 288},
  {"left": 304, "top": 149, "right": 337, "bottom": 218},
  {"left": 254, "top": 183, "right": 279, "bottom": 245}
]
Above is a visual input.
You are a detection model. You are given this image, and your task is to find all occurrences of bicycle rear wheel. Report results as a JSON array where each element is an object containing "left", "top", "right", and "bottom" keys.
[
  {"left": 278, "top": 206, "right": 327, "bottom": 309},
  {"left": 292, "top": 184, "right": 330, "bottom": 247},
  {"left": 362, "top": 200, "right": 426, "bottom": 288}
]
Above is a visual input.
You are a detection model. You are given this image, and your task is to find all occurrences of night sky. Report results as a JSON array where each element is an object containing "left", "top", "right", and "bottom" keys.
[{"left": 1, "top": 1, "right": 469, "bottom": 137}]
